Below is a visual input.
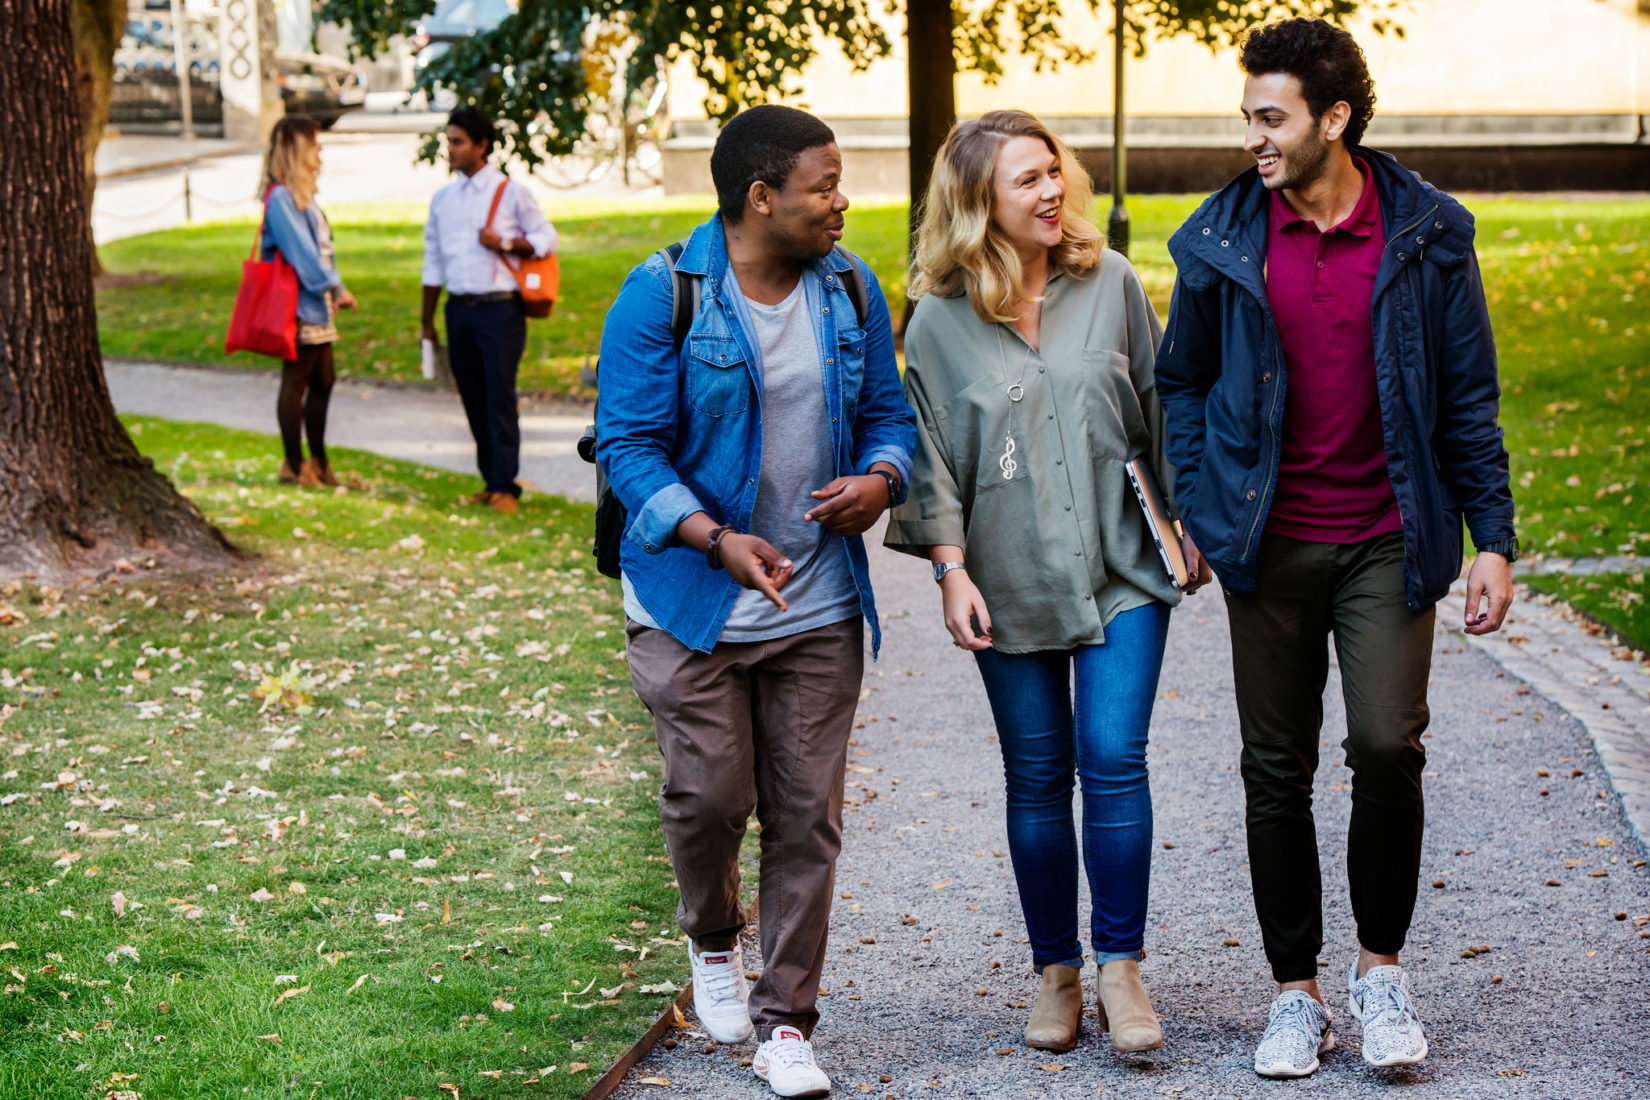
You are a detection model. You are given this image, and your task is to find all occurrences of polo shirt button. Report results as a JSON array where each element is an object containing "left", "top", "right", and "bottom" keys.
[
  {"left": 1047, "top": 413, "right": 1054, "bottom": 420},
  {"left": 1246, "top": 488, "right": 1257, "bottom": 501},
  {"left": 1056, "top": 459, "right": 1063, "bottom": 466},
  {"left": 1083, "top": 593, "right": 1092, "bottom": 601},
  {"left": 1038, "top": 366, "right": 1046, "bottom": 373},
  {"left": 1065, "top": 504, "right": 1072, "bottom": 511},
  {"left": 1075, "top": 550, "right": 1083, "bottom": 557}
]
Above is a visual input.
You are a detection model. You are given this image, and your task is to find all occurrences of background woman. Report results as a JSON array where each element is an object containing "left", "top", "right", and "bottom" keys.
[
  {"left": 259, "top": 114, "right": 357, "bottom": 486},
  {"left": 885, "top": 110, "right": 1211, "bottom": 1058}
]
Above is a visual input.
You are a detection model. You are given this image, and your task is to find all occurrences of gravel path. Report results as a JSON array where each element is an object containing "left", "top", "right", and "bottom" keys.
[
  {"left": 613, "top": 532, "right": 1650, "bottom": 1099},
  {"left": 102, "top": 361, "right": 1650, "bottom": 1096}
]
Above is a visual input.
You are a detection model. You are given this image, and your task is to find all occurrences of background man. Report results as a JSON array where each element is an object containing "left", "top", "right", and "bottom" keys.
[
  {"left": 1154, "top": 17, "right": 1517, "bottom": 1080},
  {"left": 420, "top": 106, "right": 557, "bottom": 515},
  {"left": 595, "top": 105, "right": 915, "bottom": 1099}
]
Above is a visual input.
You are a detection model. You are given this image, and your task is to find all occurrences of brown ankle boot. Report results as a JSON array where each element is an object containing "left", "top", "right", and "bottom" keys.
[
  {"left": 1023, "top": 964, "right": 1083, "bottom": 1052},
  {"left": 305, "top": 458, "right": 341, "bottom": 488},
  {"left": 294, "top": 459, "right": 324, "bottom": 488},
  {"left": 1096, "top": 959, "right": 1162, "bottom": 1052},
  {"left": 278, "top": 460, "right": 300, "bottom": 484}
]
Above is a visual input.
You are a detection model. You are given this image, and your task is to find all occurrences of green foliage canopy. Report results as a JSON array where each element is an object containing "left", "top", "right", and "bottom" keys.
[{"left": 318, "top": 1, "right": 1399, "bottom": 170}]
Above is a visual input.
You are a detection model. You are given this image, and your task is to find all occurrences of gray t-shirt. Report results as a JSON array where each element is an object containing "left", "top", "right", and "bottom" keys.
[{"left": 623, "top": 274, "right": 860, "bottom": 642}]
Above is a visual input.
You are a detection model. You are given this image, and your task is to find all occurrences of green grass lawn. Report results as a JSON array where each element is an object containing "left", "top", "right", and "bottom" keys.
[{"left": 0, "top": 419, "right": 699, "bottom": 1100}]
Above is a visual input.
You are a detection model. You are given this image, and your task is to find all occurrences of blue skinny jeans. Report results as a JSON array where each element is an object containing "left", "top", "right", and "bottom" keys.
[{"left": 973, "top": 601, "right": 1170, "bottom": 970}]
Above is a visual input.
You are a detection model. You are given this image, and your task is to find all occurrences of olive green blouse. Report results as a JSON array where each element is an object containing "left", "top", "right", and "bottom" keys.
[{"left": 884, "top": 252, "right": 1182, "bottom": 653}]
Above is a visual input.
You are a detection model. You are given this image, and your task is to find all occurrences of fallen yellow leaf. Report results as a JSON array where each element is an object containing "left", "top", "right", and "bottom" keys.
[
  {"left": 255, "top": 1033, "right": 281, "bottom": 1043},
  {"left": 640, "top": 1078, "right": 673, "bottom": 1087},
  {"left": 274, "top": 983, "right": 310, "bottom": 1006}
]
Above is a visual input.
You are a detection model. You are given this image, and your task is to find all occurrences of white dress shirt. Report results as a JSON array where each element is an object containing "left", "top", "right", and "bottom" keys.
[{"left": 421, "top": 164, "right": 558, "bottom": 295}]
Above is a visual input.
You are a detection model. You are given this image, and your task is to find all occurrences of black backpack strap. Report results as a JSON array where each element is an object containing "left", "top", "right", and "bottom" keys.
[
  {"left": 833, "top": 245, "right": 871, "bottom": 327},
  {"left": 656, "top": 238, "right": 699, "bottom": 350}
]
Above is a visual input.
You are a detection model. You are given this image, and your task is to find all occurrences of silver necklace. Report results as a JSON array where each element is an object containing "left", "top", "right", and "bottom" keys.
[{"left": 994, "top": 324, "right": 1037, "bottom": 479}]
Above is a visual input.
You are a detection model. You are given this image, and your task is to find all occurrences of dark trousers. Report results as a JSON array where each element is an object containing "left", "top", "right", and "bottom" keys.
[
  {"left": 625, "top": 617, "right": 864, "bottom": 1041},
  {"left": 1223, "top": 532, "right": 1434, "bottom": 983},
  {"left": 445, "top": 296, "right": 526, "bottom": 496}
]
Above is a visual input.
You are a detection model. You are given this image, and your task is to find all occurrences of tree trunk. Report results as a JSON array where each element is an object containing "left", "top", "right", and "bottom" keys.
[
  {"left": 72, "top": 0, "right": 124, "bottom": 277},
  {"left": 903, "top": 0, "right": 957, "bottom": 331},
  {"left": 1, "top": 0, "right": 238, "bottom": 583}
]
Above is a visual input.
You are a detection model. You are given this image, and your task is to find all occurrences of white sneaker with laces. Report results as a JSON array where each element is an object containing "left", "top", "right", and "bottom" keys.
[
  {"left": 1254, "top": 990, "right": 1335, "bottom": 1078},
  {"left": 753, "top": 1027, "right": 831, "bottom": 1098},
  {"left": 688, "top": 943, "right": 752, "bottom": 1044},
  {"left": 1348, "top": 961, "right": 1428, "bottom": 1067}
]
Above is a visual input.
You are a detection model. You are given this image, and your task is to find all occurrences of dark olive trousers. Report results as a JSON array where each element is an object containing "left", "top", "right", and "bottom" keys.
[
  {"left": 625, "top": 616, "right": 863, "bottom": 1041},
  {"left": 1223, "top": 532, "right": 1434, "bottom": 983}
]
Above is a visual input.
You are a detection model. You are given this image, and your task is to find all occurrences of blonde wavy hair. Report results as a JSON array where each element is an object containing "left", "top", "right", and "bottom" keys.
[
  {"left": 908, "top": 110, "right": 1104, "bottom": 323},
  {"left": 259, "top": 115, "right": 320, "bottom": 209}
]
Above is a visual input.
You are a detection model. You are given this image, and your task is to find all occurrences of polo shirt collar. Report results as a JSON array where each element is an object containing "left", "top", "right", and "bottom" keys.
[{"left": 1270, "top": 156, "right": 1378, "bottom": 237}]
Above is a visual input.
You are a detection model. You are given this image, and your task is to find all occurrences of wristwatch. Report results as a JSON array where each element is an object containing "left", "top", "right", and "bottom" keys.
[
  {"left": 1479, "top": 537, "right": 1520, "bottom": 563},
  {"left": 933, "top": 561, "right": 966, "bottom": 584},
  {"left": 869, "top": 468, "right": 901, "bottom": 505}
]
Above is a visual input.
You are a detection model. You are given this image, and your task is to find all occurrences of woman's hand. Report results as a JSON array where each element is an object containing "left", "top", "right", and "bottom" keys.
[
  {"left": 336, "top": 288, "right": 359, "bottom": 313},
  {"left": 940, "top": 569, "right": 993, "bottom": 650},
  {"left": 1181, "top": 532, "right": 1214, "bottom": 594}
]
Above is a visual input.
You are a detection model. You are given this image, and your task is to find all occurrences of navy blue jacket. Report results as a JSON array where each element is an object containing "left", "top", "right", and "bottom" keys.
[{"left": 1154, "top": 147, "right": 1515, "bottom": 610}]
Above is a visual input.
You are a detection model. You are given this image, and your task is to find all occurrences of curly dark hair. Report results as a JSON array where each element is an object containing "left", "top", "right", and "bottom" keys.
[
  {"left": 711, "top": 105, "right": 837, "bottom": 224},
  {"left": 1240, "top": 18, "right": 1377, "bottom": 148},
  {"left": 447, "top": 106, "right": 495, "bottom": 156}
]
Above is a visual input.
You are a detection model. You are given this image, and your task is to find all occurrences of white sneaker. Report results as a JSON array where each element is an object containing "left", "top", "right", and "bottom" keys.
[
  {"left": 688, "top": 942, "right": 752, "bottom": 1044},
  {"left": 1254, "top": 990, "right": 1335, "bottom": 1078},
  {"left": 1348, "top": 961, "right": 1428, "bottom": 1067},
  {"left": 753, "top": 1027, "right": 831, "bottom": 1098}
]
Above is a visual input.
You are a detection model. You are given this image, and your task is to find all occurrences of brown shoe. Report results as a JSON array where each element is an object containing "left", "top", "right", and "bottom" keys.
[
  {"left": 488, "top": 493, "right": 519, "bottom": 515},
  {"left": 461, "top": 490, "right": 493, "bottom": 506},
  {"left": 278, "top": 460, "right": 300, "bottom": 484},
  {"left": 1023, "top": 964, "right": 1083, "bottom": 1052},
  {"left": 1096, "top": 959, "right": 1162, "bottom": 1052},
  {"left": 293, "top": 460, "right": 324, "bottom": 488},
  {"left": 303, "top": 458, "right": 342, "bottom": 488}
]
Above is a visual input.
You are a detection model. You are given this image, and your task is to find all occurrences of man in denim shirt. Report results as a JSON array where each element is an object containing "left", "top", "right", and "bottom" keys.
[{"left": 596, "top": 106, "right": 915, "bottom": 1097}]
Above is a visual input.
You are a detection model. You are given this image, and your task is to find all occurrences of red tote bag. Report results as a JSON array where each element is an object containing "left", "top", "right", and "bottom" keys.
[{"left": 224, "top": 187, "right": 299, "bottom": 360}]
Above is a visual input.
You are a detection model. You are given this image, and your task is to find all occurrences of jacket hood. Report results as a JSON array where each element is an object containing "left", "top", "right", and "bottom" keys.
[{"left": 1169, "top": 146, "right": 1476, "bottom": 272}]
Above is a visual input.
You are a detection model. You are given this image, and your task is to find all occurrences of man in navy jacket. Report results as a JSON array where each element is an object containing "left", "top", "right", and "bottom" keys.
[{"left": 1154, "top": 18, "right": 1516, "bottom": 1079}]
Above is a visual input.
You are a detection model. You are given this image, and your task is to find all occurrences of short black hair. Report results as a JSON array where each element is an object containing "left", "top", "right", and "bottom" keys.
[
  {"left": 447, "top": 106, "right": 495, "bottom": 156},
  {"left": 710, "top": 105, "right": 837, "bottom": 224},
  {"left": 1240, "top": 18, "right": 1377, "bottom": 148}
]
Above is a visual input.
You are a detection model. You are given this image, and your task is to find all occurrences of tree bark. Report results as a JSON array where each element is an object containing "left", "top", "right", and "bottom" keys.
[
  {"left": 904, "top": 0, "right": 957, "bottom": 331},
  {"left": 71, "top": 0, "right": 124, "bottom": 277},
  {"left": 1, "top": 0, "right": 238, "bottom": 583}
]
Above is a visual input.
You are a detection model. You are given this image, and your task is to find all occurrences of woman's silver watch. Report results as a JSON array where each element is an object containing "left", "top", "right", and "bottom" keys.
[{"left": 933, "top": 561, "right": 967, "bottom": 584}]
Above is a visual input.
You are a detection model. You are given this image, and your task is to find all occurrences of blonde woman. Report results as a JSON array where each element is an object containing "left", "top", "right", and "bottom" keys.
[
  {"left": 259, "top": 114, "right": 357, "bottom": 486},
  {"left": 885, "top": 110, "right": 1211, "bottom": 1057}
]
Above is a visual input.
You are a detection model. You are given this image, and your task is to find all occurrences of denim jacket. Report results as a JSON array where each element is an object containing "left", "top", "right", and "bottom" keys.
[
  {"left": 595, "top": 214, "right": 917, "bottom": 656},
  {"left": 260, "top": 184, "right": 342, "bottom": 325}
]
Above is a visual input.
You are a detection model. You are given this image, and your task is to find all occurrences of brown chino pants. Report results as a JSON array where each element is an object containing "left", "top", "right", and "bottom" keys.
[
  {"left": 1223, "top": 532, "right": 1435, "bottom": 983},
  {"left": 625, "top": 616, "right": 863, "bottom": 1041}
]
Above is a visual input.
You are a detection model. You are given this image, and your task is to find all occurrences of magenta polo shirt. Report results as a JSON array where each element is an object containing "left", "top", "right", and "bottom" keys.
[{"left": 1264, "top": 159, "right": 1402, "bottom": 544}]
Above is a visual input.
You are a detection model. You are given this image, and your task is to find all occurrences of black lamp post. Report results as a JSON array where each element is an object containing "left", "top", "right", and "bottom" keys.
[{"left": 1106, "top": 2, "right": 1129, "bottom": 257}]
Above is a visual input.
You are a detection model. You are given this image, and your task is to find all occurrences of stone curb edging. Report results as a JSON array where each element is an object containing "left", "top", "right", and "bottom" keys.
[
  {"left": 96, "top": 143, "right": 261, "bottom": 182},
  {"left": 1440, "top": 582, "right": 1650, "bottom": 857},
  {"left": 577, "top": 983, "right": 695, "bottom": 1100}
]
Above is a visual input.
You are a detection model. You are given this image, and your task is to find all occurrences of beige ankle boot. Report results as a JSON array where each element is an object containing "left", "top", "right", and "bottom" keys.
[
  {"left": 1096, "top": 959, "right": 1162, "bottom": 1052},
  {"left": 1023, "top": 963, "right": 1083, "bottom": 1052}
]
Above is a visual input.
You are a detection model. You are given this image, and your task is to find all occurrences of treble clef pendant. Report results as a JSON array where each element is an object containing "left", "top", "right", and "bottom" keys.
[{"left": 999, "top": 432, "right": 1018, "bottom": 480}]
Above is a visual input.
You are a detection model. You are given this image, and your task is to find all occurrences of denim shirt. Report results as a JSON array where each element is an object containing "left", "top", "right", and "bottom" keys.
[
  {"left": 595, "top": 214, "right": 917, "bottom": 656},
  {"left": 260, "top": 184, "right": 342, "bottom": 325}
]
